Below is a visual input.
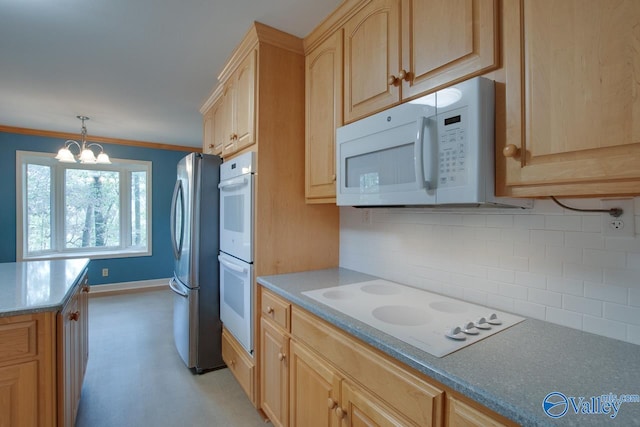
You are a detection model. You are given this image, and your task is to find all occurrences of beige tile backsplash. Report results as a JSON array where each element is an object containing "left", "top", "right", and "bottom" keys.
[{"left": 339, "top": 197, "right": 640, "bottom": 345}]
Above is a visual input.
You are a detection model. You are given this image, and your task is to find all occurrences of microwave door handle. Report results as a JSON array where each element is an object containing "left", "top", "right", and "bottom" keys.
[
  {"left": 218, "top": 255, "right": 249, "bottom": 275},
  {"left": 218, "top": 176, "right": 248, "bottom": 191},
  {"left": 415, "top": 116, "right": 431, "bottom": 190}
]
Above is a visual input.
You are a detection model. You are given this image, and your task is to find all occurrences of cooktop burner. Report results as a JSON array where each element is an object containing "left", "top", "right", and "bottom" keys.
[{"left": 302, "top": 279, "right": 524, "bottom": 358}]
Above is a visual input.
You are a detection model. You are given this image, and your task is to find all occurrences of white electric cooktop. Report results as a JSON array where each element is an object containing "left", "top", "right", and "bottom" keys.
[{"left": 302, "top": 279, "right": 524, "bottom": 358}]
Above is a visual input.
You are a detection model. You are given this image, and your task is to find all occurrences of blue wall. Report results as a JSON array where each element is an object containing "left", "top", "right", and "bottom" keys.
[{"left": 0, "top": 130, "right": 193, "bottom": 285}]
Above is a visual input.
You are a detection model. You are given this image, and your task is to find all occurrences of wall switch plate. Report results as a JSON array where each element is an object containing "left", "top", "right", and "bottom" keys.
[
  {"left": 602, "top": 199, "right": 635, "bottom": 238},
  {"left": 102, "top": 268, "right": 109, "bottom": 277}
]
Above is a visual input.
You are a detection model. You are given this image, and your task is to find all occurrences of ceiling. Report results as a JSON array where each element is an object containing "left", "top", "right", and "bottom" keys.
[{"left": 0, "top": 0, "right": 342, "bottom": 148}]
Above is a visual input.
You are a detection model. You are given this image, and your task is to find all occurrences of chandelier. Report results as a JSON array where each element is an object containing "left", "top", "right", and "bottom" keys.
[{"left": 55, "top": 116, "right": 111, "bottom": 164}]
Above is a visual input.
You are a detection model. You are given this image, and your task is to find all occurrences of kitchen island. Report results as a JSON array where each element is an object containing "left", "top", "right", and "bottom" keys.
[
  {"left": 0, "top": 258, "right": 90, "bottom": 427},
  {"left": 258, "top": 268, "right": 640, "bottom": 427}
]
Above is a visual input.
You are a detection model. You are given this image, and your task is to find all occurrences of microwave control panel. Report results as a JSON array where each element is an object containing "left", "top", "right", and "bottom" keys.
[{"left": 437, "top": 107, "right": 468, "bottom": 188}]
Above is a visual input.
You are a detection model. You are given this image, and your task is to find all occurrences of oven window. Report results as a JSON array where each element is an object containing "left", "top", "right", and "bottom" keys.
[
  {"left": 223, "top": 195, "right": 244, "bottom": 233},
  {"left": 223, "top": 269, "right": 245, "bottom": 317}
]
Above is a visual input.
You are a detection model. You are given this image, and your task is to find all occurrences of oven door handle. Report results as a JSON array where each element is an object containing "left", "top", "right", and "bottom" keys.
[
  {"left": 218, "top": 176, "right": 248, "bottom": 191},
  {"left": 218, "top": 255, "right": 248, "bottom": 275},
  {"left": 169, "top": 277, "right": 188, "bottom": 298}
]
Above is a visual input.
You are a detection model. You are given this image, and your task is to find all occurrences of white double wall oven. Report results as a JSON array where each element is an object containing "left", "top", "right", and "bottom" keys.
[{"left": 218, "top": 152, "right": 255, "bottom": 354}]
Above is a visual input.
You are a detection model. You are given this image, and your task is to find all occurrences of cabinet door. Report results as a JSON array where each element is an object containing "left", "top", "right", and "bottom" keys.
[
  {"left": 344, "top": 0, "right": 401, "bottom": 123},
  {"left": 203, "top": 108, "right": 213, "bottom": 154},
  {"left": 210, "top": 97, "right": 226, "bottom": 155},
  {"left": 0, "top": 361, "right": 38, "bottom": 427},
  {"left": 401, "top": 0, "right": 498, "bottom": 99},
  {"left": 221, "top": 84, "right": 236, "bottom": 157},
  {"left": 339, "top": 380, "right": 410, "bottom": 427},
  {"left": 233, "top": 50, "right": 257, "bottom": 152},
  {"left": 289, "top": 340, "right": 341, "bottom": 427},
  {"left": 79, "top": 280, "right": 89, "bottom": 378},
  {"left": 260, "top": 318, "right": 289, "bottom": 427},
  {"left": 501, "top": 0, "right": 640, "bottom": 197},
  {"left": 305, "top": 30, "right": 343, "bottom": 202},
  {"left": 58, "top": 289, "right": 80, "bottom": 427}
]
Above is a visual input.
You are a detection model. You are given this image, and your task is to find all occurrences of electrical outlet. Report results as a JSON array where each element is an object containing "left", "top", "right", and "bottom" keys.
[
  {"left": 361, "top": 209, "right": 372, "bottom": 225},
  {"left": 102, "top": 268, "right": 109, "bottom": 277},
  {"left": 602, "top": 199, "right": 635, "bottom": 238}
]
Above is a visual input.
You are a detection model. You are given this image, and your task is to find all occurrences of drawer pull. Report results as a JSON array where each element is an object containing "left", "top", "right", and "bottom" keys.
[
  {"left": 328, "top": 398, "right": 337, "bottom": 410},
  {"left": 266, "top": 306, "right": 274, "bottom": 314},
  {"left": 503, "top": 144, "right": 520, "bottom": 158},
  {"left": 335, "top": 407, "right": 346, "bottom": 419},
  {"left": 277, "top": 352, "right": 286, "bottom": 362},
  {"left": 69, "top": 311, "right": 80, "bottom": 321}
]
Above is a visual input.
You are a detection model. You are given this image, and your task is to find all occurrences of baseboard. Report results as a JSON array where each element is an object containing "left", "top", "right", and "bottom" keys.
[{"left": 89, "top": 278, "right": 170, "bottom": 296}]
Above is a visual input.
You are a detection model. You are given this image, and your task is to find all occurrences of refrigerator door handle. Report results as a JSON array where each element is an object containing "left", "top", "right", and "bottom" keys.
[
  {"left": 169, "top": 277, "right": 188, "bottom": 298},
  {"left": 170, "top": 180, "right": 184, "bottom": 260}
]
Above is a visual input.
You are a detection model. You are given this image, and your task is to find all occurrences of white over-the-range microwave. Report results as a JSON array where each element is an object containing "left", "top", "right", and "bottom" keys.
[{"left": 336, "top": 77, "right": 532, "bottom": 208}]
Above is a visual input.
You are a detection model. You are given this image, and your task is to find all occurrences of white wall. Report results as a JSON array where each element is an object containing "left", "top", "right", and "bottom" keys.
[{"left": 339, "top": 197, "right": 640, "bottom": 345}]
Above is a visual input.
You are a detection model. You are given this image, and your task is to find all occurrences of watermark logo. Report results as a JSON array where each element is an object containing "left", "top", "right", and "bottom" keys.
[
  {"left": 543, "top": 391, "right": 640, "bottom": 419},
  {"left": 542, "top": 392, "right": 569, "bottom": 418}
]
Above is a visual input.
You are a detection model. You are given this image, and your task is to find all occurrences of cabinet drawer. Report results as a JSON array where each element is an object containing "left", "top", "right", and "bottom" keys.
[
  {"left": 292, "top": 307, "right": 444, "bottom": 426},
  {"left": 261, "top": 289, "right": 291, "bottom": 332},
  {"left": 222, "top": 328, "right": 255, "bottom": 403},
  {"left": 0, "top": 319, "right": 37, "bottom": 364}
]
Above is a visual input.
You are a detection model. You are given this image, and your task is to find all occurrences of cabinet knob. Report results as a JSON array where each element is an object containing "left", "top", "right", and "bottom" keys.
[
  {"left": 82, "top": 285, "right": 90, "bottom": 293},
  {"left": 331, "top": 174, "right": 336, "bottom": 182},
  {"left": 277, "top": 352, "right": 286, "bottom": 362},
  {"left": 229, "top": 359, "right": 236, "bottom": 368},
  {"left": 398, "top": 69, "right": 409, "bottom": 81},
  {"left": 69, "top": 311, "right": 80, "bottom": 321},
  {"left": 208, "top": 144, "right": 214, "bottom": 148},
  {"left": 327, "top": 398, "right": 338, "bottom": 410},
  {"left": 503, "top": 144, "right": 520, "bottom": 158},
  {"left": 335, "top": 407, "right": 346, "bottom": 419},
  {"left": 266, "top": 306, "right": 274, "bottom": 314},
  {"left": 388, "top": 74, "right": 398, "bottom": 86},
  {"left": 229, "top": 134, "right": 235, "bottom": 141}
]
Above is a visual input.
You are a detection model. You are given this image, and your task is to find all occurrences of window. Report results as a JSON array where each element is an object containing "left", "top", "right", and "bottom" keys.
[{"left": 17, "top": 151, "right": 152, "bottom": 260}]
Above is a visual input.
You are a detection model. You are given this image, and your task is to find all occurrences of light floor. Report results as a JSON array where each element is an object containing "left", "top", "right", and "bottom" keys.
[{"left": 75, "top": 288, "right": 265, "bottom": 427}]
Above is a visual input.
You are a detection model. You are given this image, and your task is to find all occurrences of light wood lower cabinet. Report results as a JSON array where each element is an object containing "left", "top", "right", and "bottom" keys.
[
  {"left": 258, "top": 286, "right": 517, "bottom": 427},
  {"left": 57, "top": 272, "right": 89, "bottom": 427},
  {"left": 289, "top": 340, "right": 340, "bottom": 427},
  {"left": 222, "top": 327, "right": 255, "bottom": 404},
  {"left": 0, "top": 271, "right": 89, "bottom": 427}
]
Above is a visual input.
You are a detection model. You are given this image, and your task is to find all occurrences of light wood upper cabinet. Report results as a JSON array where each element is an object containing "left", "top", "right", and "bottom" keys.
[
  {"left": 203, "top": 94, "right": 225, "bottom": 156},
  {"left": 342, "top": 0, "right": 499, "bottom": 123},
  {"left": 500, "top": 0, "right": 640, "bottom": 197},
  {"left": 202, "top": 108, "right": 214, "bottom": 154},
  {"left": 305, "top": 30, "right": 343, "bottom": 203},
  {"left": 233, "top": 50, "right": 257, "bottom": 152},
  {"left": 209, "top": 49, "right": 256, "bottom": 158},
  {"left": 344, "top": 0, "right": 401, "bottom": 123},
  {"left": 401, "top": 0, "right": 499, "bottom": 99}
]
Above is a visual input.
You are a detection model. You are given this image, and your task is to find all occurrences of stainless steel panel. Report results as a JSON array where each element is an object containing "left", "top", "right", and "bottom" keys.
[{"left": 170, "top": 276, "right": 197, "bottom": 367}]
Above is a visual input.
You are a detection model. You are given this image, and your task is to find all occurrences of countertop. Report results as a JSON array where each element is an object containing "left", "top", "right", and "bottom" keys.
[
  {"left": 0, "top": 258, "right": 90, "bottom": 317},
  {"left": 257, "top": 268, "right": 640, "bottom": 427}
]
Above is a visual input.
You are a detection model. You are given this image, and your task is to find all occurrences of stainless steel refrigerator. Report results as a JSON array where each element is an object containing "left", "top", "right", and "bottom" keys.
[{"left": 169, "top": 152, "right": 224, "bottom": 373}]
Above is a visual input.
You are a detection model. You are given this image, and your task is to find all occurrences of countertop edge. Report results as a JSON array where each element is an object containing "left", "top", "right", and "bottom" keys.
[{"left": 0, "top": 258, "right": 90, "bottom": 317}]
